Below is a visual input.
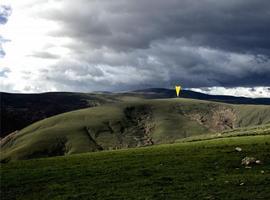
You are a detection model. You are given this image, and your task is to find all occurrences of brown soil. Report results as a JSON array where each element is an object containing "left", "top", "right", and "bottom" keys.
[{"left": 183, "top": 105, "right": 237, "bottom": 132}]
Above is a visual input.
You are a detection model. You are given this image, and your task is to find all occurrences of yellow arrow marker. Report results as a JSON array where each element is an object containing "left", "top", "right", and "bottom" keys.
[{"left": 175, "top": 85, "right": 181, "bottom": 97}]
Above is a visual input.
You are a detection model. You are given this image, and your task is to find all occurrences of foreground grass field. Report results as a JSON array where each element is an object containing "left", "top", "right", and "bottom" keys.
[{"left": 1, "top": 135, "right": 270, "bottom": 200}]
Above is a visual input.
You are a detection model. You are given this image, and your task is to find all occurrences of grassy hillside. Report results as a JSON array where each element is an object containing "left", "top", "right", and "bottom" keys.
[
  {"left": 178, "top": 123, "right": 270, "bottom": 143},
  {"left": 2, "top": 89, "right": 270, "bottom": 138},
  {"left": 1, "top": 98, "right": 270, "bottom": 162},
  {"left": 1, "top": 134, "right": 270, "bottom": 200},
  {"left": 1, "top": 92, "right": 121, "bottom": 138}
]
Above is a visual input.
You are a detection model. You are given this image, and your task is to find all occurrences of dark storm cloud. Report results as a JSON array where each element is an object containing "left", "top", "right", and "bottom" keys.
[
  {"left": 43, "top": 39, "right": 270, "bottom": 90},
  {"left": 32, "top": 0, "right": 270, "bottom": 90},
  {"left": 44, "top": 0, "right": 270, "bottom": 54}
]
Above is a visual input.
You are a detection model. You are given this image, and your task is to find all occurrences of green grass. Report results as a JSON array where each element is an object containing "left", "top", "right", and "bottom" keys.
[
  {"left": 1, "top": 135, "right": 270, "bottom": 200},
  {"left": 178, "top": 123, "right": 270, "bottom": 143},
  {"left": 2, "top": 98, "right": 270, "bottom": 162}
]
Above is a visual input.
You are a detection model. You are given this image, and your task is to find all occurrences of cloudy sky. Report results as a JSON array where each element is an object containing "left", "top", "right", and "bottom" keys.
[{"left": 0, "top": 0, "right": 270, "bottom": 97}]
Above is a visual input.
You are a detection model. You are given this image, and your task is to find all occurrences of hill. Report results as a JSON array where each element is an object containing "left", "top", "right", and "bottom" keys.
[
  {"left": 0, "top": 92, "right": 119, "bottom": 138},
  {"left": 1, "top": 89, "right": 270, "bottom": 138},
  {"left": 1, "top": 98, "right": 270, "bottom": 162},
  {"left": 131, "top": 88, "right": 270, "bottom": 104},
  {"left": 1, "top": 134, "right": 270, "bottom": 200}
]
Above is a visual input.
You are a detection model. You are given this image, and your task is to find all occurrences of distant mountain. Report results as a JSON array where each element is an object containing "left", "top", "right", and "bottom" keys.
[
  {"left": 131, "top": 88, "right": 270, "bottom": 105},
  {"left": 1, "top": 88, "right": 269, "bottom": 138}
]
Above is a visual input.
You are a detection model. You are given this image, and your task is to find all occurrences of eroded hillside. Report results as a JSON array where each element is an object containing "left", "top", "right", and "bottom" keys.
[{"left": 1, "top": 98, "right": 270, "bottom": 162}]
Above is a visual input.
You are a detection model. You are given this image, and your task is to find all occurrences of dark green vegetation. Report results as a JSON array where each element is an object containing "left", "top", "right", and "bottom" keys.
[
  {"left": 0, "top": 92, "right": 119, "bottom": 138},
  {"left": 1, "top": 98, "right": 270, "bottom": 162},
  {"left": 2, "top": 88, "right": 270, "bottom": 138},
  {"left": 1, "top": 135, "right": 270, "bottom": 200},
  {"left": 1, "top": 90, "right": 270, "bottom": 199}
]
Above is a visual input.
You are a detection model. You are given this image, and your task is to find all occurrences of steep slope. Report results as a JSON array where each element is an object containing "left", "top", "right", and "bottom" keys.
[{"left": 1, "top": 98, "right": 270, "bottom": 162}]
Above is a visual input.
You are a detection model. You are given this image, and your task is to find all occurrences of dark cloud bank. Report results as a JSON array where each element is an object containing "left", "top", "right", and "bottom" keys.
[{"left": 6, "top": 0, "right": 270, "bottom": 92}]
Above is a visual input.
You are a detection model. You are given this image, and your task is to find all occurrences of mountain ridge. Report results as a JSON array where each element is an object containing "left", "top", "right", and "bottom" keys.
[{"left": 130, "top": 88, "right": 270, "bottom": 104}]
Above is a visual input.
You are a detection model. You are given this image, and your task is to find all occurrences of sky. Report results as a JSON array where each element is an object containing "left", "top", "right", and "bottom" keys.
[{"left": 0, "top": 0, "right": 270, "bottom": 97}]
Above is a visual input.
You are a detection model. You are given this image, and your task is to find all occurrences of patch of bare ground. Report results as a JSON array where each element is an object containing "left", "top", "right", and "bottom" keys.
[
  {"left": 178, "top": 104, "right": 237, "bottom": 132},
  {"left": 85, "top": 105, "right": 155, "bottom": 150}
]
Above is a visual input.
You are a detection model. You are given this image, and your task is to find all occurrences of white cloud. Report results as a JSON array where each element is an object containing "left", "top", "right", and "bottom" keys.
[{"left": 190, "top": 87, "right": 270, "bottom": 98}]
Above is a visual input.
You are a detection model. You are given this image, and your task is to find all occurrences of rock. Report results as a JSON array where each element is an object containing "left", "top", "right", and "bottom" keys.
[
  {"left": 241, "top": 156, "right": 256, "bottom": 166},
  {"left": 235, "top": 147, "right": 242, "bottom": 152}
]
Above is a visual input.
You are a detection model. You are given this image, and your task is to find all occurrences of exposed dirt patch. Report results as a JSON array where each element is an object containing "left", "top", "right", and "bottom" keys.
[
  {"left": 123, "top": 105, "right": 155, "bottom": 146},
  {"left": 0, "top": 130, "right": 19, "bottom": 149},
  {"left": 177, "top": 104, "right": 237, "bottom": 132},
  {"left": 86, "top": 105, "right": 155, "bottom": 150},
  {"left": 84, "top": 127, "right": 104, "bottom": 151},
  {"left": 124, "top": 106, "right": 154, "bottom": 146}
]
